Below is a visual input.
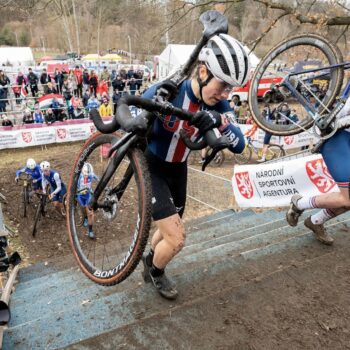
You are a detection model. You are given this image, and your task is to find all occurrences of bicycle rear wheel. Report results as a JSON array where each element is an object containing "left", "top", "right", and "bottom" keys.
[
  {"left": 67, "top": 132, "right": 152, "bottom": 286},
  {"left": 249, "top": 34, "right": 344, "bottom": 136},
  {"left": 233, "top": 146, "right": 252, "bottom": 165},
  {"left": 265, "top": 144, "right": 286, "bottom": 161}
]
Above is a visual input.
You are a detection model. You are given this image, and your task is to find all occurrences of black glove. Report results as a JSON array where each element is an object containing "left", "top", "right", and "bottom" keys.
[
  {"left": 189, "top": 110, "right": 222, "bottom": 135},
  {"left": 122, "top": 113, "right": 148, "bottom": 134},
  {"left": 155, "top": 80, "right": 179, "bottom": 100}
]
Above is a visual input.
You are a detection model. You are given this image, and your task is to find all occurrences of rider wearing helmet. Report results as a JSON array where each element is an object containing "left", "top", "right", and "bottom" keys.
[
  {"left": 138, "top": 34, "right": 250, "bottom": 300},
  {"left": 15, "top": 158, "right": 42, "bottom": 191},
  {"left": 40, "top": 161, "right": 67, "bottom": 216},
  {"left": 76, "top": 162, "right": 99, "bottom": 239}
]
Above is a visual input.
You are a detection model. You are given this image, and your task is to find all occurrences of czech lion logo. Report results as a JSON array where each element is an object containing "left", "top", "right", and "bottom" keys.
[
  {"left": 284, "top": 135, "right": 294, "bottom": 145},
  {"left": 56, "top": 128, "right": 67, "bottom": 140},
  {"left": 235, "top": 171, "right": 254, "bottom": 199},
  {"left": 306, "top": 158, "right": 336, "bottom": 193},
  {"left": 21, "top": 132, "right": 32, "bottom": 143}
]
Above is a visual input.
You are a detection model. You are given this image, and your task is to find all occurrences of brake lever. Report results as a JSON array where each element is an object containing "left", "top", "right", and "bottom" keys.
[{"left": 202, "top": 137, "right": 229, "bottom": 171}]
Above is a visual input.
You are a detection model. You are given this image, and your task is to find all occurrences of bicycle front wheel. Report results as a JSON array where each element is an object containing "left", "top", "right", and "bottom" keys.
[
  {"left": 249, "top": 34, "right": 344, "bottom": 136},
  {"left": 210, "top": 150, "right": 225, "bottom": 167},
  {"left": 265, "top": 144, "right": 286, "bottom": 161},
  {"left": 67, "top": 132, "right": 152, "bottom": 286}
]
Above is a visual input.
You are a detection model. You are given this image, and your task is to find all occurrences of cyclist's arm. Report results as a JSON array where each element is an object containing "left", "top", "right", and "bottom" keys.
[
  {"left": 218, "top": 119, "right": 245, "bottom": 154},
  {"left": 15, "top": 167, "right": 26, "bottom": 178},
  {"left": 51, "top": 173, "right": 62, "bottom": 196}
]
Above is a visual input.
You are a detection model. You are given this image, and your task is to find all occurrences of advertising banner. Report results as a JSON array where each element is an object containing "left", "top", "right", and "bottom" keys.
[{"left": 232, "top": 154, "right": 339, "bottom": 208}]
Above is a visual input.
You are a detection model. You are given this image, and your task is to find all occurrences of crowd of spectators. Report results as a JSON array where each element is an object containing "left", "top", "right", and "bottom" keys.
[{"left": 0, "top": 65, "right": 149, "bottom": 127}]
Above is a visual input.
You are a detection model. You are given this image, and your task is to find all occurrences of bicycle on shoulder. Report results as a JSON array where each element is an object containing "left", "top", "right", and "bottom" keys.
[
  {"left": 66, "top": 10, "right": 235, "bottom": 286},
  {"left": 248, "top": 33, "right": 349, "bottom": 139}
]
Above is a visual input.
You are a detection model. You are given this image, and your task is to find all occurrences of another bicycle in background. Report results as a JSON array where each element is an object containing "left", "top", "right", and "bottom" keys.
[
  {"left": 233, "top": 137, "right": 285, "bottom": 165},
  {"left": 17, "top": 173, "right": 32, "bottom": 218}
]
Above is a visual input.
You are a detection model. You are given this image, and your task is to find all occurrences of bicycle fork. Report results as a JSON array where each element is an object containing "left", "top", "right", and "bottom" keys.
[{"left": 90, "top": 134, "right": 137, "bottom": 211}]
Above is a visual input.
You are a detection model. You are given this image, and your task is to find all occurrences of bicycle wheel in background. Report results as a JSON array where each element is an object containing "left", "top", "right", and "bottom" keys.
[
  {"left": 265, "top": 144, "right": 286, "bottom": 161},
  {"left": 249, "top": 34, "right": 344, "bottom": 136},
  {"left": 210, "top": 150, "right": 225, "bottom": 167},
  {"left": 67, "top": 132, "right": 152, "bottom": 286},
  {"left": 233, "top": 146, "right": 252, "bottom": 165}
]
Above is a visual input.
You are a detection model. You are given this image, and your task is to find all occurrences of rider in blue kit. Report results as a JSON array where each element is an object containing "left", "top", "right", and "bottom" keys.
[
  {"left": 139, "top": 34, "right": 251, "bottom": 300},
  {"left": 15, "top": 158, "right": 42, "bottom": 191},
  {"left": 40, "top": 161, "right": 66, "bottom": 216},
  {"left": 76, "top": 162, "right": 99, "bottom": 239},
  {"left": 286, "top": 97, "right": 350, "bottom": 245}
]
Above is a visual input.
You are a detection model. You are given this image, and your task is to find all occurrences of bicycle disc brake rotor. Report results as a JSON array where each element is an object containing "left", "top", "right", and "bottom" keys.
[{"left": 102, "top": 193, "right": 119, "bottom": 220}]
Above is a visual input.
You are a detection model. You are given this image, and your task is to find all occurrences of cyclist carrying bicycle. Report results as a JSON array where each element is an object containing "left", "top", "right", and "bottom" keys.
[
  {"left": 40, "top": 161, "right": 67, "bottom": 217},
  {"left": 286, "top": 96, "right": 350, "bottom": 245},
  {"left": 15, "top": 158, "right": 42, "bottom": 192},
  {"left": 136, "top": 34, "right": 250, "bottom": 300},
  {"left": 76, "top": 162, "right": 99, "bottom": 239}
]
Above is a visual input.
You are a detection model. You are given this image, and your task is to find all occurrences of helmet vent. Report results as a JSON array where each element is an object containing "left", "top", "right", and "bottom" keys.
[{"left": 220, "top": 35, "right": 239, "bottom": 80}]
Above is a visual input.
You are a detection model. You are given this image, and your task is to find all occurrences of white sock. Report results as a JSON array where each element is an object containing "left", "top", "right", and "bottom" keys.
[
  {"left": 296, "top": 196, "right": 317, "bottom": 210},
  {"left": 310, "top": 209, "right": 334, "bottom": 225}
]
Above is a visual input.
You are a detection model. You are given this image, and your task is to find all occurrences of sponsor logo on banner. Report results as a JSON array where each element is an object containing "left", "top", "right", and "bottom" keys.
[
  {"left": 21, "top": 132, "right": 32, "bottom": 143},
  {"left": 305, "top": 158, "right": 336, "bottom": 193},
  {"left": 235, "top": 171, "right": 254, "bottom": 199},
  {"left": 284, "top": 135, "right": 294, "bottom": 145},
  {"left": 56, "top": 128, "right": 67, "bottom": 140}
]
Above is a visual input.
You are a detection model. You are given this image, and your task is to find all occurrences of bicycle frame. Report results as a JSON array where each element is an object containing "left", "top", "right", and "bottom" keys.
[{"left": 282, "top": 62, "right": 350, "bottom": 120}]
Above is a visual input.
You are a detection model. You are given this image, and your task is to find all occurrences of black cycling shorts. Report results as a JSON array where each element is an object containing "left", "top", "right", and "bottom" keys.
[
  {"left": 145, "top": 149, "right": 187, "bottom": 221},
  {"left": 263, "top": 132, "right": 272, "bottom": 145}
]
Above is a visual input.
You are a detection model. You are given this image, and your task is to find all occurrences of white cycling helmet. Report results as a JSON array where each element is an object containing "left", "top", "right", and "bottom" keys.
[
  {"left": 40, "top": 161, "right": 50, "bottom": 171},
  {"left": 198, "top": 34, "right": 251, "bottom": 87},
  {"left": 26, "top": 158, "right": 36, "bottom": 170},
  {"left": 82, "top": 162, "right": 93, "bottom": 176}
]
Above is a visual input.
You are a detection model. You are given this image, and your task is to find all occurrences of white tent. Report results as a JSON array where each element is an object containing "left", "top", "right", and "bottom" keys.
[
  {"left": 0, "top": 47, "right": 35, "bottom": 66},
  {"left": 157, "top": 44, "right": 196, "bottom": 80},
  {"left": 157, "top": 43, "right": 259, "bottom": 81}
]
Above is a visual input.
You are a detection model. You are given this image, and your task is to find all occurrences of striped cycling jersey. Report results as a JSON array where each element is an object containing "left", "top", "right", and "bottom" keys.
[
  {"left": 77, "top": 173, "right": 98, "bottom": 194},
  {"left": 142, "top": 80, "right": 240, "bottom": 163},
  {"left": 42, "top": 170, "right": 66, "bottom": 196}
]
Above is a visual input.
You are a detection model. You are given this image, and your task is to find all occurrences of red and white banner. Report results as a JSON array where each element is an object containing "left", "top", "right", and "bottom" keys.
[
  {"left": 0, "top": 119, "right": 99, "bottom": 149},
  {"left": 232, "top": 154, "right": 339, "bottom": 208},
  {"left": 239, "top": 124, "right": 317, "bottom": 150}
]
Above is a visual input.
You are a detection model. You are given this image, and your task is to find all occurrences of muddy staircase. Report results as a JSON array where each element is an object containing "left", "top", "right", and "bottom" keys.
[{"left": 4, "top": 208, "right": 350, "bottom": 349}]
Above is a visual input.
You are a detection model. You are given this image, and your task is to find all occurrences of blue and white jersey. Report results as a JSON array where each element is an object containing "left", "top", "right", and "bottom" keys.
[
  {"left": 16, "top": 165, "right": 42, "bottom": 182},
  {"left": 142, "top": 80, "right": 244, "bottom": 163},
  {"left": 77, "top": 173, "right": 99, "bottom": 194},
  {"left": 42, "top": 170, "right": 66, "bottom": 196}
]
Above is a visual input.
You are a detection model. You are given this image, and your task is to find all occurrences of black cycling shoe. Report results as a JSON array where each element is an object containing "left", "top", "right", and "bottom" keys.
[
  {"left": 141, "top": 255, "right": 152, "bottom": 283},
  {"left": 149, "top": 272, "right": 178, "bottom": 300}
]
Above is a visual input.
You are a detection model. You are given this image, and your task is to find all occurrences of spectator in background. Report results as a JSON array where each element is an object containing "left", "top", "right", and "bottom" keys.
[
  {"left": 54, "top": 69, "right": 64, "bottom": 94},
  {"left": 110, "top": 69, "right": 117, "bottom": 88},
  {"left": 82, "top": 90, "right": 90, "bottom": 108},
  {"left": 237, "top": 100, "right": 249, "bottom": 124},
  {"left": 112, "top": 89, "right": 120, "bottom": 115},
  {"left": 15, "top": 72, "right": 27, "bottom": 104},
  {"left": 82, "top": 69, "right": 90, "bottom": 93},
  {"left": 87, "top": 95, "right": 100, "bottom": 112},
  {"left": 127, "top": 66, "right": 135, "bottom": 79},
  {"left": 73, "top": 66, "right": 83, "bottom": 98},
  {"left": 127, "top": 77, "right": 138, "bottom": 95},
  {"left": 135, "top": 69, "right": 143, "bottom": 91},
  {"left": 33, "top": 106, "right": 44, "bottom": 124},
  {"left": 289, "top": 108, "right": 299, "bottom": 123},
  {"left": 112, "top": 74, "right": 125, "bottom": 94},
  {"left": 46, "top": 82, "right": 57, "bottom": 94},
  {"left": 23, "top": 108, "right": 35, "bottom": 124},
  {"left": 27, "top": 68, "right": 39, "bottom": 97},
  {"left": 40, "top": 68, "right": 51, "bottom": 95},
  {"left": 0, "top": 85, "right": 7, "bottom": 112},
  {"left": 1, "top": 114, "right": 13, "bottom": 127},
  {"left": 51, "top": 97, "right": 62, "bottom": 121},
  {"left": 62, "top": 80, "right": 73, "bottom": 103},
  {"left": 89, "top": 70, "right": 98, "bottom": 97},
  {"left": 100, "top": 66, "right": 110, "bottom": 86},
  {"left": 99, "top": 97, "right": 112, "bottom": 118},
  {"left": 68, "top": 70, "right": 78, "bottom": 98},
  {"left": 45, "top": 108, "right": 56, "bottom": 125}
]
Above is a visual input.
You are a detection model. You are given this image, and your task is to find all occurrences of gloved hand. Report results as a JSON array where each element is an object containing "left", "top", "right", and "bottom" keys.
[
  {"left": 189, "top": 110, "right": 222, "bottom": 135},
  {"left": 155, "top": 80, "right": 179, "bottom": 100},
  {"left": 122, "top": 114, "right": 148, "bottom": 134},
  {"left": 15, "top": 177, "right": 19, "bottom": 183}
]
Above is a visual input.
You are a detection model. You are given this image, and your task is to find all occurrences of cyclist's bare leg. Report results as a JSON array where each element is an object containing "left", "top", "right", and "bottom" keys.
[
  {"left": 86, "top": 206, "right": 94, "bottom": 226},
  {"left": 150, "top": 229, "right": 163, "bottom": 250},
  {"left": 53, "top": 201, "right": 66, "bottom": 216},
  {"left": 152, "top": 213, "right": 185, "bottom": 269},
  {"left": 313, "top": 187, "right": 350, "bottom": 208}
]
